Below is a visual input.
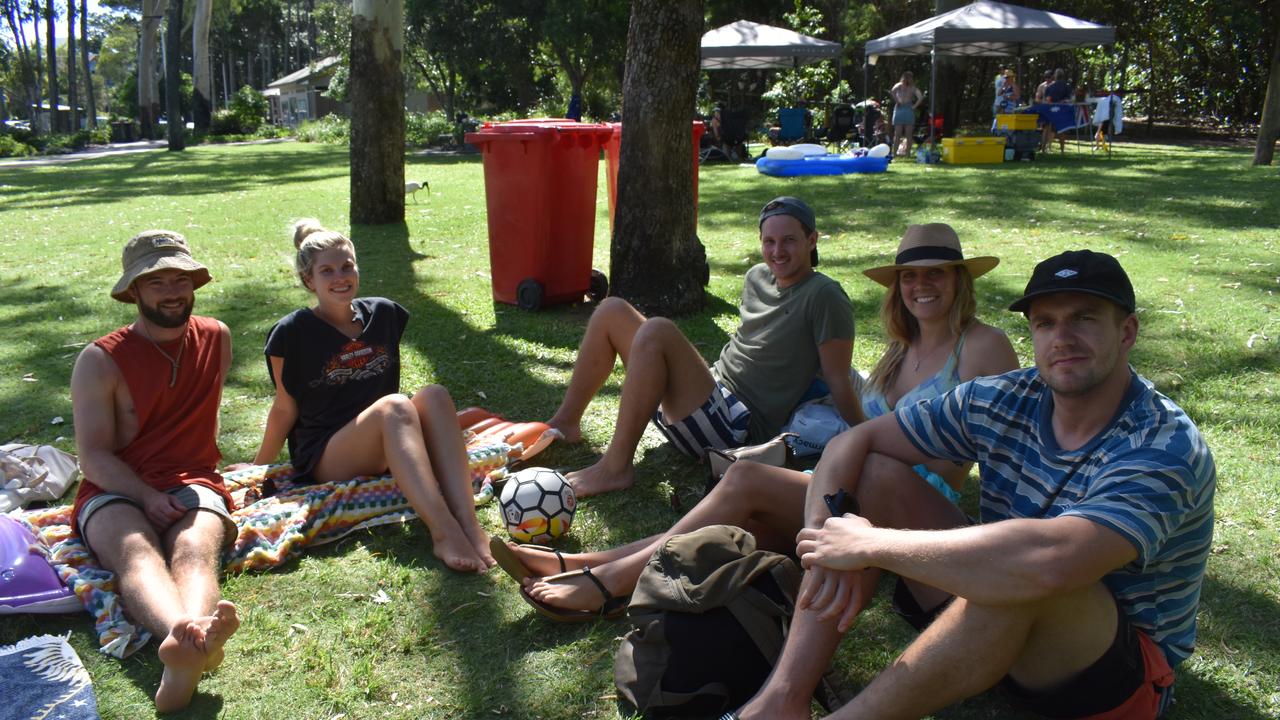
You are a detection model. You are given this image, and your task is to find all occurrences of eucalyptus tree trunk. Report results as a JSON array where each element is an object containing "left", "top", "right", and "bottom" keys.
[
  {"left": 139, "top": 0, "right": 166, "bottom": 138},
  {"left": 45, "top": 0, "right": 58, "bottom": 132},
  {"left": 192, "top": 0, "right": 213, "bottom": 130},
  {"left": 1253, "top": 24, "right": 1280, "bottom": 165},
  {"left": 164, "top": 0, "right": 184, "bottom": 150},
  {"left": 80, "top": 0, "right": 94, "bottom": 127},
  {"left": 349, "top": 0, "right": 404, "bottom": 224},
  {"left": 66, "top": 0, "right": 77, "bottom": 131},
  {"left": 609, "top": 0, "right": 706, "bottom": 315}
]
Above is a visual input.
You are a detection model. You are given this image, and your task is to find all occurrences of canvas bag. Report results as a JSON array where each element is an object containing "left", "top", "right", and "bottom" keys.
[
  {"left": 704, "top": 433, "right": 795, "bottom": 494},
  {"left": 614, "top": 525, "right": 804, "bottom": 719},
  {"left": 0, "top": 444, "right": 80, "bottom": 513}
]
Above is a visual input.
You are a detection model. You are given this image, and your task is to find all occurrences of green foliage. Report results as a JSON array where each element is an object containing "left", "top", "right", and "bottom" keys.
[
  {"left": 324, "top": 63, "right": 349, "bottom": 103},
  {"left": 404, "top": 110, "right": 452, "bottom": 147},
  {"left": 0, "top": 133, "right": 36, "bottom": 157},
  {"left": 295, "top": 113, "right": 349, "bottom": 143},
  {"left": 761, "top": 2, "right": 845, "bottom": 114}
]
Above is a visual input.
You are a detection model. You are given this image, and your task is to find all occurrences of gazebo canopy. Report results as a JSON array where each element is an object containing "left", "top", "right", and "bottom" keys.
[
  {"left": 865, "top": 1, "right": 1114, "bottom": 60},
  {"left": 701, "top": 20, "right": 842, "bottom": 70}
]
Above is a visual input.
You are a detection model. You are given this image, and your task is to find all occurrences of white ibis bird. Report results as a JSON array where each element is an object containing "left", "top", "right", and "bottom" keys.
[{"left": 405, "top": 180, "right": 429, "bottom": 202}]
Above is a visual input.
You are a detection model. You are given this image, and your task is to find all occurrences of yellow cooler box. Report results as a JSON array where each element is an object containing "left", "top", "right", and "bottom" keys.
[
  {"left": 995, "top": 113, "right": 1038, "bottom": 131},
  {"left": 940, "top": 137, "right": 1005, "bottom": 165}
]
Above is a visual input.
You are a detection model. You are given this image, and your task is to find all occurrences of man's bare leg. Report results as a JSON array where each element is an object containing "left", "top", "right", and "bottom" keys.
[
  {"left": 734, "top": 454, "right": 969, "bottom": 720},
  {"left": 83, "top": 503, "right": 227, "bottom": 712},
  {"left": 826, "top": 583, "right": 1119, "bottom": 719},
  {"left": 413, "top": 383, "right": 496, "bottom": 568},
  {"left": 567, "top": 315, "right": 716, "bottom": 497},
  {"left": 547, "top": 297, "right": 646, "bottom": 444},
  {"left": 315, "top": 394, "right": 486, "bottom": 573},
  {"left": 523, "top": 463, "right": 810, "bottom": 610},
  {"left": 163, "top": 509, "right": 238, "bottom": 672}
]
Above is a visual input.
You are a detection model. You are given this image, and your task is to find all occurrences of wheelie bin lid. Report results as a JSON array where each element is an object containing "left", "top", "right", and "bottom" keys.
[{"left": 466, "top": 119, "right": 614, "bottom": 146}]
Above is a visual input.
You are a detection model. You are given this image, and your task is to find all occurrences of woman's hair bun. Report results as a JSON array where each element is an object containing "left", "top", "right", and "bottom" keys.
[{"left": 291, "top": 218, "right": 326, "bottom": 248}]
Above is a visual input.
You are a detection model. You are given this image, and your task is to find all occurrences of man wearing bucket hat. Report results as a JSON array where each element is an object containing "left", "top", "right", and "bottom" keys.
[
  {"left": 729, "top": 250, "right": 1215, "bottom": 720},
  {"left": 548, "top": 196, "right": 861, "bottom": 497},
  {"left": 70, "top": 230, "right": 240, "bottom": 712}
]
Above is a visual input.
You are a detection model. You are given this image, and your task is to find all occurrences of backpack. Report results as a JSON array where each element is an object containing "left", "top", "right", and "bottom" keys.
[{"left": 614, "top": 525, "right": 838, "bottom": 719}]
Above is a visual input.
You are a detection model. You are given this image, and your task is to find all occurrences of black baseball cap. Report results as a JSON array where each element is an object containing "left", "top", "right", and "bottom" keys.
[
  {"left": 1008, "top": 250, "right": 1135, "bottom": 314},
  {"left": 759, "top": 196, "right": 819, "bottom": 266}
]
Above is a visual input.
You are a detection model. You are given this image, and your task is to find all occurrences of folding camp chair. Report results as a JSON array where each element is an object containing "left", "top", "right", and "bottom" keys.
[
  {"left": 824, "top": 105, "right": 856, "bottom": 152},
  {"left": 702, "top": 108, "right": 750, "bottom": 162},
  {"left": 773, "top": 107, "right": 809, "bottom": 145},
  {"left": 1091, "top": 94, "right": 1123, "bottom": 157}
]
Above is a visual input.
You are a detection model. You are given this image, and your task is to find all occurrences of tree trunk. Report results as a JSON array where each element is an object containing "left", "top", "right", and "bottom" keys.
[
  {"left": 80, "top": 0, "right": 94, "bottom": 127},
  {"left": 349, "top": 0, "right": 404, "bottom": 224},
  {"left": 610, "top": 0, "right": 705, "bottom": 316},
  {"left": 139, "top": 0, "right": 166, "bottom": 138},
  {"left": 1253, "top": 23, "right": 1280, "bottom": 165},
  {"left": 164, "top": 0, "right": 184, "bottom": 150},
  {"left": 45, "top": 0, "right": 58, "bottom": 132},
  {"left": 66, "top": 0, "right": 77, "bottom": 131},
  {"left": 192, "top": 0, "right": 213, "bottom": 130}
]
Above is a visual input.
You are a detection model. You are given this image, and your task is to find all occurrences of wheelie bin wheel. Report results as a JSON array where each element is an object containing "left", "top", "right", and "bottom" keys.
[
  {"left": 516, "top": 278, "right": 545, "bottom": 311},
  {"left": 587, "top": 269, "right": 609, "bottom": 302}
]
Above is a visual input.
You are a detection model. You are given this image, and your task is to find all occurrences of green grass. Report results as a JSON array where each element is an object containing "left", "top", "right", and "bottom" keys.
[{"left": 1, "top": 140, "right": 1278, "bottom": 719}]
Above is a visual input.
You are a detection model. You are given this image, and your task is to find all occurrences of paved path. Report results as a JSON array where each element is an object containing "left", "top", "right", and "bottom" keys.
[{"left": 0, "top": 137, "right": 294, "bottom": 168}]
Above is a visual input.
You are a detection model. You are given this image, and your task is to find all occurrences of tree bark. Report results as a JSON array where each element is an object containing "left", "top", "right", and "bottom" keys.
[
  {"left": 349, "top": 0, "right": 405, "bottom": 224},
  {"left": 80, "top": 0, "right": 94, "bottom": 127},
  {"left": 164, "top": 0, "right": 184, "bottom": 150},
  {"left": 609, "top": 0, "right": 706, "bottom": 316},
  {"left": 45, "top": 0, "right": 58, "bottom": 132},
  {"left": 66, "top": 0, "right": 77, "bottom": 131},
  {"left": 192, "top": 0, "right": 213, "bottom": 130},
  {"left": 1253, "top": 23, "right": 1280, "bottom": 165},
  {"left": 139, "top": 0, "right": 166, "bottom": 138}
]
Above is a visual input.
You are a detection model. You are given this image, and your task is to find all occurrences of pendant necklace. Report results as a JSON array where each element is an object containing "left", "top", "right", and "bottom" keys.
[
  {"left": 912, "top": 334, "right": 955, "bottom": 372},
  {"left": 139, "top": 325, "right": 187, "bottom": 387}
]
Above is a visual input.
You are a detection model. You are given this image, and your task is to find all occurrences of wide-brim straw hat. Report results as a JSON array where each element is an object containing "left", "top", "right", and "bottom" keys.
[
  {"left": 863, "top": 223, "right": 999, "bottom": 287},
  {"left": 111, "top": 230, "right": 211, "bottom": 302}
]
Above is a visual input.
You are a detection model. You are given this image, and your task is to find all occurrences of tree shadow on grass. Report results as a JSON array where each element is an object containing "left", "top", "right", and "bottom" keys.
[{"left": 0, "top": 143, "right": 350, "bottom": 213}]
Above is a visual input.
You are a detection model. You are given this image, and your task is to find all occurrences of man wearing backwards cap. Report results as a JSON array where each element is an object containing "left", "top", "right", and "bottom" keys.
[
  {"left": 70, "top": 231, "right": 240, "bottom": 712},
  {"left": 730, "top": 250, "right": 1215, "bottom": 720},
  {"left": 548, "top": 196, "right": 861, "bottom": 497}
]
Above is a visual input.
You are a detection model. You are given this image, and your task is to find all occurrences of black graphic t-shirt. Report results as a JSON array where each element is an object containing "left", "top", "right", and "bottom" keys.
[{"left": 264, "top": 296, "right": 409, "bottom": 477}]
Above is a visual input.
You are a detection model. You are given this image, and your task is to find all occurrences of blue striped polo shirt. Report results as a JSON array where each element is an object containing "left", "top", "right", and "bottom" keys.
[{"left": 896, "top": 367, "right": 1216, "bottom": 667}]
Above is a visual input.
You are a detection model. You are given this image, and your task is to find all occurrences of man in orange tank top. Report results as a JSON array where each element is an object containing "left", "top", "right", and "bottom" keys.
[{"left": 70, "top": 230, "right": 239, "bottom": 712}]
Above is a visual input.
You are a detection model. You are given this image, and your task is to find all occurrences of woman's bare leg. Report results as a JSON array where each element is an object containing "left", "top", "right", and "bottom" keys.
[{"left": 413, "top": 383, "right": 495, "bottom": 567}]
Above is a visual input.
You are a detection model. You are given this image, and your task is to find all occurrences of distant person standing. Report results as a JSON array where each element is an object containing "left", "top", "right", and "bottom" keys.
[
  {"left": 890, "top": 72, "right": 924, "bottom": 157},
  {"left": 1041, "top": 69, "right": 1073, "bottom": 152},
  {"left": 1034, "top": 69, "right": 1054, "bottom": 103}
]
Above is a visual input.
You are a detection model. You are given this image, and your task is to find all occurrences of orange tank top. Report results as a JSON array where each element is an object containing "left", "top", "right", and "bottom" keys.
[{"left": 72, "top": 315, "right": 233, "bottom": 524}]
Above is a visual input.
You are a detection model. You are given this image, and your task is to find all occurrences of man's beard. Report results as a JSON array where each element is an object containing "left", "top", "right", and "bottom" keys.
[{"left": 138, "top": 296, "right": 193, "bottom": 329}]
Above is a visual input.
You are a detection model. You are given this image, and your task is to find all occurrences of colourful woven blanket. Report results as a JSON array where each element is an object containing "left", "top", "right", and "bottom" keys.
[{"left": 16, "top": 442, "right": 514, "bottom": 658}]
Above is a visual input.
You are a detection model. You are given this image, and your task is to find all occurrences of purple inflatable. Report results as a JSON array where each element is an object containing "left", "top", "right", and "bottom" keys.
[{"left": 0, "top": 515, "right": 79, "bottom": 614}]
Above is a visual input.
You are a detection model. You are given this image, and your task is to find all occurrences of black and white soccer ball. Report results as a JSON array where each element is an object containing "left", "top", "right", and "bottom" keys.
[{"left": 498, "top": 467, "right": 576, "bottom": 543}]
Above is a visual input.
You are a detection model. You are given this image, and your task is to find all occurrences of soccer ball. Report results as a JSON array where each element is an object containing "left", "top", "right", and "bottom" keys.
[{"left": 498, "top": 467, "right": 576, "bottom": 543}]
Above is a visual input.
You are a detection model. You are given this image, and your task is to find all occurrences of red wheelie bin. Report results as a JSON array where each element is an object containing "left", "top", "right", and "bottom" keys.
[
  {"left": 465, "top": 119, "right": 614, "bottom": 311},
  {"left": 603, "top": 121, "right": 704, "bottom": 232}
]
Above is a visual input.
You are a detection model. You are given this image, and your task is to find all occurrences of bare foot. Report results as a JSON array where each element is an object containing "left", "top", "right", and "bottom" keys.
[
  {"left": 522, "top": 567, "right": 625, "bottom": 612},
  {"left": 430, "top": 528, "right": 488, "bottom": 573},
  {"left": 201, "top": 600, "right": 240, "bottom": 671},
  {"left": 566, "top": 460, "right": 635, "bottom": 498},
  {"left": 545, "top": 414, "right": 581, "bottom": 444},
  {"left": 509, "top": 543, "right": 587, "bottom": 576},
  {"left": 463, "top": 521, "right": 497, "bottom": 570},
  {"left": 154, "top": 620, "right": 203, "bottom": 712}
]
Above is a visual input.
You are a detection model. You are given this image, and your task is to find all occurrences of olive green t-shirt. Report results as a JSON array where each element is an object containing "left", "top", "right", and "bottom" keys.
[{"left": 712, "top": 264, "right": 855, "bottom": 442}]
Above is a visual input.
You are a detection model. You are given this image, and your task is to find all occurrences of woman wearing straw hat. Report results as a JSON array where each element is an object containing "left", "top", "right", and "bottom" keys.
[{"left": 492, "top": 223, "right": 1018, "bottom": 621}]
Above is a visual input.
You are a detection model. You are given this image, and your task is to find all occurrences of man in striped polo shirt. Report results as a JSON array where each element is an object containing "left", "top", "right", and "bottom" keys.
[{"left": 730, "top": 250, "right": 1215, "bottom": 720}]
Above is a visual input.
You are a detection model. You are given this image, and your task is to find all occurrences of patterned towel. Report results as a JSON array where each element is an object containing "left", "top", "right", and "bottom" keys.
[
  {"left": 0, "top": 633, "right": 100, "bottom": 719},
  {"left": 15, "top": 442, "right": 515, "bottom": 658}
]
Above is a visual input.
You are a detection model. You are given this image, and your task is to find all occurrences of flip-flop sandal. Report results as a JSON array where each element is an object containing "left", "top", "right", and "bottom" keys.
[
  {"left": 519, "top": 566, "right": 628, "bottom": 623},
  {"left": 489, "top": 535, "right": 567, "bottom": 584}
]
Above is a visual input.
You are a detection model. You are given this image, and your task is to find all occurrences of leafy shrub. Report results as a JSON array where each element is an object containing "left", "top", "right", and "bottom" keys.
[
  {"left": 255, "top": 124, "right": 292, "bottom": 139},
  {"left": 210, "top": 109, "right": 245, "bottom": 136},
  {"left": 88, "top": 125, "right": 112, "bottom": 145},
  {"left": 229, "top": 86, "right": 269, "bottom": 133},
  {"left": 296, "top": 114, "right": 349, "bottom": 143},
  {"left": 0, "top": 134, "right": 36, "bottom": 157},
  {"left": 405, "top": 111, "right": 452, "bottom": 147}
]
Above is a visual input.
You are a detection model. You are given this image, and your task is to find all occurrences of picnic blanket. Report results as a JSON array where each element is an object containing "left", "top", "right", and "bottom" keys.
[
  {"left": 14, "top": 441, "right": 517, "bottom": 658},
  {"left": 0, "top": 633, "right": 100, "bottom": 720}
]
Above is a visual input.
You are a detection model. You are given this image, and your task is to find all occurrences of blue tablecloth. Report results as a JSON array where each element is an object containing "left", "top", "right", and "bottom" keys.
[{"left": 1027, "top": 103, "right": 1084, "bottom": 132}]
